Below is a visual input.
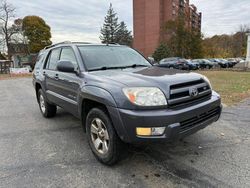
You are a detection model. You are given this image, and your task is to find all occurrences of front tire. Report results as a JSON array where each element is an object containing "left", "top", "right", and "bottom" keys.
[
  {"left": 86, "top": 108, "right": 124, "bottom": 165},
  {"left": 37, "top": 89, "right": 57, "bottom": 118}
]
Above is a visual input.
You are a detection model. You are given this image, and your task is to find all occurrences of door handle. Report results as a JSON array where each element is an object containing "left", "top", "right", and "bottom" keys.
[
  {"left": 54, "top": 74, "right": 59, "bottom": 80},
  {"left": 43, "top": 71, "right": 46, "bottom": 75}
]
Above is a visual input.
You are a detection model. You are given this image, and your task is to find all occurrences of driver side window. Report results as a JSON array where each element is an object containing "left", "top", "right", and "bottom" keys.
[{"left": 60, "top": 47, "right": 78, "bottom": 69}]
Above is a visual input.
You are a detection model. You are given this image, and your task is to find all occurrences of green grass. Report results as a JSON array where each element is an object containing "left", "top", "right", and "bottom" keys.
[{"left": 198, "top": 71, "right": 250, "bottom": 106}]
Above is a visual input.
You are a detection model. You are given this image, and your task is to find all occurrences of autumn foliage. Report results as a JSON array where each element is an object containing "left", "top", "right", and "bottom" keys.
[{"left": 22, "top": 16, "right": 52, "bottom": 53}]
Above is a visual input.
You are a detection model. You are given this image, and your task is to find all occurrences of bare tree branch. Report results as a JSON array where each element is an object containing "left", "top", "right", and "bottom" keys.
[{"left": 0, "top": 0, "right": 19, "bottom": 58}]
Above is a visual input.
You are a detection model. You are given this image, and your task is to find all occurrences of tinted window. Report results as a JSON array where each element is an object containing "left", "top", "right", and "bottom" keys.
[
  {"left": 60, "top": 47, "right": 78, "bottom": 69},
  {"left": 78, "top": 46, "right": 151, "bottom": 70},
  {"left": 47, "top": 48, "right": 61, "bottom": 70}
]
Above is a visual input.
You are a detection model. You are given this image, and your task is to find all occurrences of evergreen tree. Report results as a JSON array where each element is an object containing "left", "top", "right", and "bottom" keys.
[
  {"left": 115, "top": 21, "right": 133, "bottom": 46},
  {"left": 152, "top": 43, "right": 171, "bottom": 62},
  {"left": 100, "top": 3, "right": 119, "bottom": 44}
]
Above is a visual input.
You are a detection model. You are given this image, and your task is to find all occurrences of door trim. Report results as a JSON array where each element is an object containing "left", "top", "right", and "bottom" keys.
[{"left": 46, "top": 90, "right": 77, "bottom": 106}]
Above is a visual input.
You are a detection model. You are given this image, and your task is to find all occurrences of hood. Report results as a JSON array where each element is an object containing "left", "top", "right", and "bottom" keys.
[{"left": 86, "top": 66, "right": 204, "bottom": 89}]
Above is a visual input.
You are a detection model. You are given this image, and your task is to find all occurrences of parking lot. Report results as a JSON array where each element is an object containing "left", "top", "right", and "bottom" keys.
[{"left": 0, "top": 78, "right": 249, "bottom": 188}]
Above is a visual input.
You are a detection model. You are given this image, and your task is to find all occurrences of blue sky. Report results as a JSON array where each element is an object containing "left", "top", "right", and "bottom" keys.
[{"left": 7, "top": 0, "right": 250, "bottom": 42}]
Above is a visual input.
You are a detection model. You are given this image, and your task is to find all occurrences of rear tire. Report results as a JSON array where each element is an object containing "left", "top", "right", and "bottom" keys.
[
  {"left": 86, "top": 107, "right": 125, "bottom": 165},
  {"left": 37, "top": 89, "right": 57, "bottom": 118}
]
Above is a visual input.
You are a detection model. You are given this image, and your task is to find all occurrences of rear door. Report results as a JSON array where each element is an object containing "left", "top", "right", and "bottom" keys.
[{"left": 44, "top": 48, "right": 62, "bottom": 104}]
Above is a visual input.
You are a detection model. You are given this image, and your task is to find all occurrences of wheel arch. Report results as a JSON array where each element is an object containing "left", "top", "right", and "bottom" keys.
[{"left": 79, "top": 86, "right": 117, "bottom": 132}]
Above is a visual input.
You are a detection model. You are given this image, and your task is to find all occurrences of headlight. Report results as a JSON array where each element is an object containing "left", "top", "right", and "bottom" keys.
[
  {"left": 202, "top": 76, "right": 212, "bottom": 89},
  {"left": 123, "top": 87, "right": 167, "bottom": 106}
]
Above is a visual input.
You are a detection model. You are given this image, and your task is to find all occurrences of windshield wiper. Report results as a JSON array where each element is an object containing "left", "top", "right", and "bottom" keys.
[
  {"left": 88, "top": 64, "right": 149, "bottom": 72},
  {"left": 88, "top": 66, "right": 123, "bottom": 72},
  {"left": 124, "top": 64, "right": 149, "bottom": 68}
]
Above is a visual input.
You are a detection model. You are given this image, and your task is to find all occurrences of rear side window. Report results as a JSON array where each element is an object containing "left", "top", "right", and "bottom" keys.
[
  {"left": 60, "top": 47, "right": 78, "bottom": 69},
  {"left": 47, "top": 48, "right": 61, "bottom": 70},
  {"left": 35, "top": 54, "right": 45, "bottom": 70}
]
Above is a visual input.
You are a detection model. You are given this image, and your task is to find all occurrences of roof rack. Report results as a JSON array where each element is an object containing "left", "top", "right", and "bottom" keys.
[
  {"left": 44, "top": 41, "right": 72, "bottom": 50},
  {"left": 44, "top": 41, "right": 93, "bottom": 50},
  {"left": 71, "top": 42, "right": 92, "bottom": 44}
]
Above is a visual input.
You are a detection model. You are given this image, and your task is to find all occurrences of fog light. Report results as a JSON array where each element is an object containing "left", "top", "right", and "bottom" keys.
[
  {"left": 151, "top": 127, "right": 166, "bottom": 136},
  {"left": 136, "top": 127, "right": 166, "bottom": 136}
]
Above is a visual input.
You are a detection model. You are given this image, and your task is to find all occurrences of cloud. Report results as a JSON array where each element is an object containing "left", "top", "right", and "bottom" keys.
[
  {"left": 190, "top": 0, "right": 250, "bottom": 37},
  {"left": 6, "top": 0, "right": 250, "bottom": 43},
  {"left": 8, "top": 0, "right": 132, "bottom": 43}
]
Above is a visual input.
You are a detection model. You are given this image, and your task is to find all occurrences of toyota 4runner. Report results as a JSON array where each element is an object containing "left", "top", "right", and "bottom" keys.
[{"left": 33, "top": 42, "right": 222, "bottom": 165}]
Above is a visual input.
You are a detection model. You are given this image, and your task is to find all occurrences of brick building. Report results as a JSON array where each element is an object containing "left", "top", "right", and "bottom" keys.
[{"left": 133, "top": 0, "right": 202, "bottom": 57}]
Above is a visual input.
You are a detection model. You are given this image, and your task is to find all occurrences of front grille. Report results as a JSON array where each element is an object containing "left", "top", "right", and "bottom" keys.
[
  {"left": 168, "top": 79, "right": 212, "bottom": 107},
  {"left": 180, "top": 107, "right": 220, "bottom": 132}
]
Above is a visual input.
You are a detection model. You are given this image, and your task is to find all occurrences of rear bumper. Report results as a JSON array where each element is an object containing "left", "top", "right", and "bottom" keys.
[{"left": 108, "top": 91, "right": 222, "bottom": 143}]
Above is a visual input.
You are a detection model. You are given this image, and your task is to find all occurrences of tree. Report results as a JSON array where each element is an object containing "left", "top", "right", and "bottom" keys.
[
  {"left": 162, "top": 16, "right": 203, "bottom": 59},
  {"left": 152, "top": 42, "right": 171, "bottom": 62},
  {"left": 0, "top": 0, "right": 21, "bottom": 59},
  {"left": 100, "top": 3, "right": 119, "bottom": 44},
  {"left": 22, "top": 15, "right": 52, "bottom": 53},
  {"left": 189, "top": 30, "right": 203, "bottom": 58},
  {"left": 11, "top": 18, "right": 25, "bottom": 44},
  {"left": 202, "top": 25, "right": 250, "bottom": 58},
  {"left": 115, "top": 21, "right": 132, "bottom": 46}
]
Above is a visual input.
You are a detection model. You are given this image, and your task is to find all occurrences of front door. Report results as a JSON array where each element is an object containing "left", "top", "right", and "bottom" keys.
[{"left": 55, "top": 47, "right": 82, "bottom": 117}]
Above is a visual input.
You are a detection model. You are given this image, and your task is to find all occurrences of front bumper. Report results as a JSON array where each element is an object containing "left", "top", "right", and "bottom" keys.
[{"left": 108, "top": 91, "right": 222, "bottom": 143}]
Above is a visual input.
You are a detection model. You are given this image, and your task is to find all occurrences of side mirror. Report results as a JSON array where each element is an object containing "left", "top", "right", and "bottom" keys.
[{"left": 57, "top": 60, "right": 75, "bottom": 73}]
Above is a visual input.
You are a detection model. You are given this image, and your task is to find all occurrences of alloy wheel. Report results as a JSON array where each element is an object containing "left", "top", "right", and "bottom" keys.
[
  {"left": 39, "top": 94, "right": 46, "bottom": 114},
  {"left": 90, "top": 118, "right": 110, "bottom": 155}
]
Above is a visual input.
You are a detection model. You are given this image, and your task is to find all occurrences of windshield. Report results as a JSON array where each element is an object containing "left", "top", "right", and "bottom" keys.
[{"left": 78, "top": 45, "right": 152, "bottom": 71}]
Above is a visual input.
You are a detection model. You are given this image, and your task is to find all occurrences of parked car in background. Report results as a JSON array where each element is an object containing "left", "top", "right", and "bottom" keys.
[
  {"left": 215, "top": 59, "right": 229, "bottom": 68},
  {"left": 218, "top": 59, "right": 236, "bottom": 68},
  {"left": 148, "top": 57, "right": 156, "bottom": 64},
  {"left": 208, "top": 59, "right": 220, "bottom": 68},
  {"left": 185, "top": 59, "right": 200, "bottom": 70},
  {"left": 226, "top": 58, "right": 237, "bottom": 67},
  {"left": 158, "top": 57, "right": 189, "bottom": 70},
  {"left": 192, "top": 59, "right": 213, "bottom": 69},
  {"left": 239, "top": 59, "right": 246, "bottom": 64}
]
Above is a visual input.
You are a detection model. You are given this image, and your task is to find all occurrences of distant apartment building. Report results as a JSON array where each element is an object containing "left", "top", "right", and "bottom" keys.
[{"left": 133, "top": 0, "right": 202, "bottom": 57}]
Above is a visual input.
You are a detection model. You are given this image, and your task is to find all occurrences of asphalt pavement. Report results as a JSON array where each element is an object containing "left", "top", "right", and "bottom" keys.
[{"left": 0, "top": 78, "right": 249, "bottom": 188}]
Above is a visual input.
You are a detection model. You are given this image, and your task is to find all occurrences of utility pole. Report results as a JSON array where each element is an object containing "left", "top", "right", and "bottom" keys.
[{"left": 246, "top": 33, "right": 250, "bottom": 68}]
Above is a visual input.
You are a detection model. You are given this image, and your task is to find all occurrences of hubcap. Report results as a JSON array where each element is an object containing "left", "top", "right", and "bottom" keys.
[
  {"left": 90, "top": 118, "right": 110, "bottom": 155},
  {"left": 39, "top": 94, "right": 46, "bottom": 114}
]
